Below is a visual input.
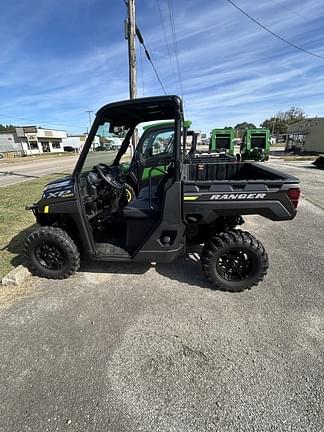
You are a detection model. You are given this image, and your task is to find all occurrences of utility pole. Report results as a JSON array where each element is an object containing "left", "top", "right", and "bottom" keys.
[
  {"left": 85, "top": 109, "right": 93, "bottom": 131},
  {"left": 125, "top": 0, "right": 137, "bottom": 154},
  {"left": 126, "top": 0, "right": 137, "bottom": 99},
  {"left": 271, "top": 117, "right": 276, "bottom": 135},
  {"left": 85, "top": 108, "right": 94, "bottom": 150}
]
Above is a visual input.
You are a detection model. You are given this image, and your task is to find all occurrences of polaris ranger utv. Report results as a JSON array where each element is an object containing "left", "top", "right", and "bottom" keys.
[{"left": 25, "top": 96, "right": 300, "bottom": 292}]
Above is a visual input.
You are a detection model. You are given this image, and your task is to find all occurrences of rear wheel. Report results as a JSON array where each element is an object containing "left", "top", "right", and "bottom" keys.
[
  {"left": 24, "top": 226, "right": 80, "bottom": 279},
  {"left": 201, "top": 230, "right": 268, "bottom": 292}
]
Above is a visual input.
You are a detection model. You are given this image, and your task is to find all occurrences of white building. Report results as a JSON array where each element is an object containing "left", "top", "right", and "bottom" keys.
[
  {"left": 62, "top": 134, "right": 100, "bottom": 152},
  {"left": 15, "top": 126, "right": 67, "bottom": 155}
]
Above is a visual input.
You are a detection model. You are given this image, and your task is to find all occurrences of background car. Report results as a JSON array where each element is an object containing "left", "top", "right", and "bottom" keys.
[{"left": 63, "top": 146, "right": 77, "bottom": 152}]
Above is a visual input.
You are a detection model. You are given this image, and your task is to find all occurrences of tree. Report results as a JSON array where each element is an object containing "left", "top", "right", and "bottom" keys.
[
  {"left": 234, "top": 122, "right": 256, "bottom": 138},
  {"left": 260, "top": 107, "right": 305, "bottom": 134},
  {"left": 0, "top": 124, "right": 16, "bottom": 133}
]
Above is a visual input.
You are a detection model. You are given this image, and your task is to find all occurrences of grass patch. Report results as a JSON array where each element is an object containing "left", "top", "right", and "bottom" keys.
[
  {"left": 0, "top": 152, "right": 77, "bottom": 164},
  {"left": 24, "top": 152, "right": 77, "bottom": 159},
  {"left": 0, "top": 173, "right": 68, "bottom": 280}
]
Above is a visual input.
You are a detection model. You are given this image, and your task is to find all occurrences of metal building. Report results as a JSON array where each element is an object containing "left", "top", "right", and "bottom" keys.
[
  {"left": 287, "top": 118, "right": 324, "bottom": 153},
  {"left": 0, "top": 132, "right": 26, "bottom": 154}
]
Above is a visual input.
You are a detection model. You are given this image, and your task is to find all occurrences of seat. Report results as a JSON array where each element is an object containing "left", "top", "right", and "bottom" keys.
[
  {"left": 122, "top": 197, "right": 160, "bottom": 220},
  {"left": 138, "top": 166, "right": 173, "bottom": 200},
  {"left": 137, "top": 185, "right": 158, "bottom": 200},
  {"left": 123, "top": 166, "right": 174, "bottom": 220}
]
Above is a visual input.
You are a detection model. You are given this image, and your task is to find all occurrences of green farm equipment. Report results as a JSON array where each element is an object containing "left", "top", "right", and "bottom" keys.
[
  {"left": 241, "top": 128, "right": 271, "bottom": 161},
  {"left": 209, "top": 128, "right": 235, "bottom": 155}
]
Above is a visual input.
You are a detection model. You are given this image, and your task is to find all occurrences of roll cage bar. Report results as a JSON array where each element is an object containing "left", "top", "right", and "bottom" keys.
[{"left": 73, "top": 96, "right": 183, "bottom": 177}]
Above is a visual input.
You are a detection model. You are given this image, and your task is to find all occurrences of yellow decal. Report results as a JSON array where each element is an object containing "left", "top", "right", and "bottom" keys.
[
  {"left": 183, "top": 196, "right": 198, "bottom": 201},
  {"left": 44, "top": 205, "right": 49, "bottom": 213},
  {"left": 126, "top": 189, "right": 132, "bottom": 202}
]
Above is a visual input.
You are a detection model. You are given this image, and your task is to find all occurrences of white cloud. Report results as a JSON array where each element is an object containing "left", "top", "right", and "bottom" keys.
[{"left": 1, "top": 0, "right": 324, "bottom": 132}]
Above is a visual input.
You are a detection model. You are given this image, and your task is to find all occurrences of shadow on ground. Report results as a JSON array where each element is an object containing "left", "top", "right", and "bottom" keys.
[
  {"left": 1, "top": 224, "right": 39, "bottom": 268},
  {"left": 80, "top": 245, "right": 212, "bottom": 290},
  {"left": 303, "top": 165, "right": 323, "bottom": 170},
  {"left": 80, "top": 260, "right": 151, "bottom": 276},
  {"left": 0, "top": 171, "right": 39, "bottom": 179},
  {"left": 5, "top": 228, "right": 213, "bottom": 290},
  {"left": 155, "top": 259, "right": 211, "bottom": 289},
  {"left": 155, "top": 248, "right": 212, "bottom": 290}
]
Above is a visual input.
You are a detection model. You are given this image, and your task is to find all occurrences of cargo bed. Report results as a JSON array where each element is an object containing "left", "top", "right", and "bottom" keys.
[
  {"left": 182, "top": 161, "right": 294, "bottom": 182},
  {"left": 182, "top": 162, "right": 300, "bottom": 221}
]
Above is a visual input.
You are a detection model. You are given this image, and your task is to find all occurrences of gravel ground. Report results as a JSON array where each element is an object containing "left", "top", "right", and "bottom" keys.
[{"left": 0, "top": 161, "right": 323, "bottom": 432}]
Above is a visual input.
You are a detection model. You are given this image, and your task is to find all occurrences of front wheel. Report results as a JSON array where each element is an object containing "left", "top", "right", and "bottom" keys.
[
  {"left": 201, "top": 230, "right": 268, "bottom": 292},
  {"left": 24, "top": 227, "right": 80, "bottom": 279}
]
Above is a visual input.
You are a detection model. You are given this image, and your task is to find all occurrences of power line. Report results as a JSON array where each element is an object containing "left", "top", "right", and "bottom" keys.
[
  {"left": 227, "top": 0, "right": 324, "bottom": 61},
  {"left": 167, "top": 0, "right": 184, "bottom": 100},
  {"left": 139, "top": 44, "right": 145, "bottom": 96},
  {"left": 156, "top": 0, "right": 175, "bottom": 75},
  {"left": 136, "top": 26, "right": 167, "bottom": 95}
]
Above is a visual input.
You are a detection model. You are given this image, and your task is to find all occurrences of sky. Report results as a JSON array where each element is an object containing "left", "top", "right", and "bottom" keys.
[{"left": 1, "top": 0, "right": 324, "bottom": 134}]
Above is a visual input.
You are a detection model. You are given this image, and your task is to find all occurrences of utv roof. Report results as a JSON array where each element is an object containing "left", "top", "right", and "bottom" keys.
[{"left": 96, "top": 95, "right": 183, "bottom": 127}]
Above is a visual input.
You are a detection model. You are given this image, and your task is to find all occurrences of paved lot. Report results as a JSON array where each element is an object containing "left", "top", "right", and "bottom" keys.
[
  {"left": 0, "top": 161, "right": 323, "bottom": 431},
  {"left": 268, "top": 159, "right": 324, "bottom": 210},
  {"left": 0, "top": 156, "right": 77, "bottom": 187},
  {"left": 0, "top": 150, "right": 126, "bottom": 187}
]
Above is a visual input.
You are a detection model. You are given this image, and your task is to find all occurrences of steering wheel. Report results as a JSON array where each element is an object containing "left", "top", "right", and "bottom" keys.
[{"left": 94, "top": 164, "right": 123, "bottom": 190}]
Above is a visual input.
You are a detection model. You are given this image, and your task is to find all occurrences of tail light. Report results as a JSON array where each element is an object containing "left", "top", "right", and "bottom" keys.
[{"left": 287, "top": 188, "right": 301, "bottom": 208}]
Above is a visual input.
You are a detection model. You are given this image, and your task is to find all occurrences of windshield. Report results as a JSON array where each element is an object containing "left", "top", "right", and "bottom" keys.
[
  {"left": 81, "top": 121, "right": 130, "bottom": 173},
  {"left": 141, "top": 127, "right": 174, "bottom": 159}
]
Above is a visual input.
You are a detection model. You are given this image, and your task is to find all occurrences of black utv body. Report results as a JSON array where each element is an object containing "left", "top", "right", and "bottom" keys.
[{"left": 25, "top": 96, "right": 300, "bottom": 292}]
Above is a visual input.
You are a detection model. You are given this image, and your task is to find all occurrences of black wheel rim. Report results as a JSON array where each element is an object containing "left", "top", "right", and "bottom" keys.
[
  {"left": 35, "top": 241, "right": 65, "bottom": 270},
  {"left": 216, "top": 249, "right": 253, "bottom": 281}
]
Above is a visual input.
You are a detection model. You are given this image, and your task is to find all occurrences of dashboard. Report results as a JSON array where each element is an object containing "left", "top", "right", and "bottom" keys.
[{"left": 81, "top": 164, "right": 127, "bottom": 224}]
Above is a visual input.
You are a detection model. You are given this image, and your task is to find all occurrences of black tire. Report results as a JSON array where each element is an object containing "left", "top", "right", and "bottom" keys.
[
  {"left": 24, "top": 226, "right": 80, "bottom": 279},
  {"left": 201, "top": 230, "right": 268, "bottom": 292}
]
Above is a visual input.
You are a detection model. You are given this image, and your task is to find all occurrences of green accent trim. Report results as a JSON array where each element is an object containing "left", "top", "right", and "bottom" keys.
[
  {"left": 183, "top": 196, "right": 198, "bottom": 201},
  {"left": 141, "top": 166, "right": 164, "bottom": 181},
  {"left": 143, "top": 121, "right": 174, "bottom": 131},
  {"left": 143, "top": 119, "right": 192, "bottom": 131}
]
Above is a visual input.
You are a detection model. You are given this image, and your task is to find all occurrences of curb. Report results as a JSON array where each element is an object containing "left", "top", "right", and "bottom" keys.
[{"left": 1, "top": 265, "right": 32, "bottom": 286}]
